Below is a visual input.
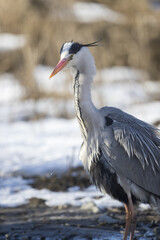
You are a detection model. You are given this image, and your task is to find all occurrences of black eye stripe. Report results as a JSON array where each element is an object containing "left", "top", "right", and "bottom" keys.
[
  {"left": 60, "top": 42, "right": 83, "bottom": 55},
  {"left": 69, "top": 43, "right": 83, "bottom": 54}
]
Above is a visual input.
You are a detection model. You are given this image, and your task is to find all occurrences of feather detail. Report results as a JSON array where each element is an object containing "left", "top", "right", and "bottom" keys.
[
  {"left": 114, "top": 125, "right": 160, "bottom": 173},
  {"left": 82, "top": 40, "right": 103, "bottom": 47}
]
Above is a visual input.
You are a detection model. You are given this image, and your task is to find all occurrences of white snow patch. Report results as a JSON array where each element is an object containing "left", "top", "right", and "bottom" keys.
[
  {"left": 46, "top": 186, "right": 122, "bottom": 209},
  {"left": 93, "top": 82, "right": 149, "bottom": 109},
  {"left": 0, "top": 176, "right": 33, "bottom": 207},
  {"left": 0, "top": 177, "right": 122, "bottom": 209},
  {"left": 0, "top": 98, "right": 75, "bottom": 123},
  {"left": 73, "top": 2, "right": 126, "bottom": 23},
  {"left": 34, "top": 65, "right": 71, "bottom": 94},
  {"left": 0, "top": 33, "right": 26, "bottom": 52},
  {"left": 0, "top": 74, "right": 25, "bottom": 103},
  {"left": 68, "top": 186, "right": 80, "bottom": 192},
  {"left": 0, "top": 176, "right": 151, "bottom": 210},
  {"left": 0, "top": 118, "right": 81, "bottom": 177},
  {"left": 144, "top": 80, "right": 160, "bottom": 97},
  {"left": 93, "top": 67, "right": 150, "bottom": 108},
  {"left": 139, "top": 203, "right": 150, "bottom": 210},
  {"left": 100, "top": 67, "right": 147, "bottom": 83}
]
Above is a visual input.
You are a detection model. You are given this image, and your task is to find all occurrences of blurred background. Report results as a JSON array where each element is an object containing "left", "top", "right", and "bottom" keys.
[
  {"left": 1, "top": 0, "right": 160, "bottom": 122},
  {"left": 1, "top": 0, "right": 160, "bottom": 226}
]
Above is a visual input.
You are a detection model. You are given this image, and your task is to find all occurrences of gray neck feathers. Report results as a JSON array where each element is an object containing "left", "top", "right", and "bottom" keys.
[
  {"left": 73, "top": 68, "right": 103, "bottom": 159},
  {"left": 73, "top": 70, "right": 88, "bottom": 140}
]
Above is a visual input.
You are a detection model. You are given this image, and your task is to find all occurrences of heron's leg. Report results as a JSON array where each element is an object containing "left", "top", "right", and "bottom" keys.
[
  {"left": 128, "top": 197, "right": 137, "bottom": 240},
  {"left": 123, "top": 203, "right": 131, "bottom": 240}
]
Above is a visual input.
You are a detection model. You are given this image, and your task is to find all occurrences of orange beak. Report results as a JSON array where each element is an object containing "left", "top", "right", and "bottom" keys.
[{"left": 49, "top": 58, "right": 70, "bottom": 79}]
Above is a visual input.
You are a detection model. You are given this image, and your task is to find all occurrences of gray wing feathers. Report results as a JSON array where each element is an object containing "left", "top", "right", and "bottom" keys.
[
  {"left": 114, "top": 124, "right": 160, "bottom": 172},
  {"left": 100, "top": 107, "right": 160, "bottom": 196}
]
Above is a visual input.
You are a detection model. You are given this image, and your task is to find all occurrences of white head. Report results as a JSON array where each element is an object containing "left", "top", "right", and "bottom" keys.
[{"left": 49, "top": 41, "right": 100, "bottom": 78}]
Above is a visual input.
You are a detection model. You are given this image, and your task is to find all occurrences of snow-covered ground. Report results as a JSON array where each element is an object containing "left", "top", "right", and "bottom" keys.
[
  {"left": 34, "top": 65, "right": 70, "bottom": 94},
  {"left": 0, "top": 118, "right": 81, "bottom": 177},
  {"left": 0, "top": 177, "right": 122, "bottom": 209},
  {"left": 0, "top": 73, "right": 25, "bottom": 103}
]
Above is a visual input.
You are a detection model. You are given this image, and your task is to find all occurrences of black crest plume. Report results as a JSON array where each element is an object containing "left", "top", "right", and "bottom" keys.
[
  {"left": 61, "top": 40, "right": 102, "bottom": 55},
  {"left": 82, "top": 40, "right": 103, "bottom": 48}
]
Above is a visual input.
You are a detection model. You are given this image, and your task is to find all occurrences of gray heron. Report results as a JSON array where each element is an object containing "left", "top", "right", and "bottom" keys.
[{"left": 49, "top": 41, "right": 160, "bottom": 240}]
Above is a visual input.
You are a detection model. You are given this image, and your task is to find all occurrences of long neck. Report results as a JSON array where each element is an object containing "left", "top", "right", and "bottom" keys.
[
  {"left": 73, "top": 69, "right": 102, "bottom": 145},
  {"left": 71, "top": 48, "right": 104, "bottom": 158}
]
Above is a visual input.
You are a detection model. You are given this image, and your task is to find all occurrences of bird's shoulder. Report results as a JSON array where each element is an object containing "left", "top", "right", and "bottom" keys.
[
  {"left": 100, "top": 106, "right": 155, "bottom": 130},
  {"left": 99, "top": 106, "right": 160, "bottom": 141}
]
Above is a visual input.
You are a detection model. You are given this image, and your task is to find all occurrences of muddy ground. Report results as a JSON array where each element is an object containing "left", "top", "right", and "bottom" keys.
[{"left": 1, "top": 167, "right": 160, "bottom": 240}]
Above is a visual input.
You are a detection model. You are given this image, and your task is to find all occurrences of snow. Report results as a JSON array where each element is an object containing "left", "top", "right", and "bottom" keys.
[
  {"left": 0, "top": 98, "right": 75, "bottom": 122},
  {"left": 34, "top": 65, "right": 71, "bottom": 94},
  {"left": 0, "top": 33, "right": 26, "bottom": 52},
  {"left": 73, "top": 2, "right": 126, "bottom": 23},
  {"left": 0, "top": 73, "right": 25, "bottom": 103},
  {"left": 0, "top": 118, "right": 81, "bottom": 177},
  {"left": 100, "top": 67, "right": 147, "bottom": 83},
  {"left": 93, "top": 81, "right": 149, "bottom": 108},
  {"left": 93, "top": 67, "right": 151, "bottom": 108},
  {"left": 0, "top": 173, "right": 148, "bottom": 210},
  {"left": 0, "top": 176, "right": 33, "bottom": 207},
  {"left": 0, "top": 176, "right": 122, "bottom": 208}
]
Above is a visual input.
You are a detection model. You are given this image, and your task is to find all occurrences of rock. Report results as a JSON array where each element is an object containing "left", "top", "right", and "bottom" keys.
[
  {"left": 73, "top": 237, "right": 88, "bottom": 240},
  {"left": 98, "top": 214, "right": 119, "bottom": 224},
  {"left": 80, "top": 201, "right": 100, "bottom": 213},
  {"left": 153, "top": 226, "right": 160, "bottom": 237},
  {"left": 57, "top": 204, "right": 69, "bottom": 210}
]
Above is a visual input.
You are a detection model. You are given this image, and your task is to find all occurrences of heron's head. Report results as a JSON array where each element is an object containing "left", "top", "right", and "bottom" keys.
[{"left": 49, "top": 41, "right": 100, "bottom": 78}]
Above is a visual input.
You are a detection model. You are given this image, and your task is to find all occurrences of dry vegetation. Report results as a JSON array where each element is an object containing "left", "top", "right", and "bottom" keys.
[{"left": 0, "top": 0, "right": 160, "bottom": 99}]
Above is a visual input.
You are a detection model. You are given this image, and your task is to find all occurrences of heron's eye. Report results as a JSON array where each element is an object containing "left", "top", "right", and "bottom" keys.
[{"left": 70, "top": 54, "right": 74, "bottom": 60}]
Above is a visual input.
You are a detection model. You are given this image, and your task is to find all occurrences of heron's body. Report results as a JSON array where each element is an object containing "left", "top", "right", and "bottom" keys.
[{"left": 50, "top": 41, "right": 160, "bottom": 240}]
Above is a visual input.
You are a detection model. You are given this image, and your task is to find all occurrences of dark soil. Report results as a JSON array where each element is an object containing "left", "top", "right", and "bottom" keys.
[
  {"left": 30, "top": 166, "right": 91, "bottom": 192},
  {"left": 1, "top": 202, "right": 160, "bottom": 240}
]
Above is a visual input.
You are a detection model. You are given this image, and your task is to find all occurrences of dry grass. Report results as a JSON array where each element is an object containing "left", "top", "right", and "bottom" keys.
[{"left": 0, "top": 0, "right": 160, "bottom": 100}]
